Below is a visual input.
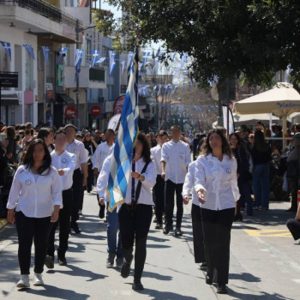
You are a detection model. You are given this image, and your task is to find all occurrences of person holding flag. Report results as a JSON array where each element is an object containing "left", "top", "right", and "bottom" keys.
[{"left": 106, "top": 54, "right": 156, "bottom": 291}]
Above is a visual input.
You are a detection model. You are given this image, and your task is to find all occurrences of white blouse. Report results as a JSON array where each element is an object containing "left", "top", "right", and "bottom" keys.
[
  {"left": 194, "top": 154, "right": 240, "bottom": 211},
  {"left": 7, "top": 165, "right": 63, "bottom": 218},
  {"left": 182, "top": 160, "right": 200, "bottom": 207},
  {"left": 97, "top": 156, "right": 156, "bottom": 206}
]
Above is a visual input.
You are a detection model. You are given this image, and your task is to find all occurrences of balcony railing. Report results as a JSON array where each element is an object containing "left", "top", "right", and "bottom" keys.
[{"left": 0, "top": 0, "right": 81, "bottom": 28}]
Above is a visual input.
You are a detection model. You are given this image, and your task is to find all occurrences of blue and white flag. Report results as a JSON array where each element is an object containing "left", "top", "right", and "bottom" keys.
[
  {"left": 0, "top": 41, "right": 11, "bottom": 60},
  {"left": 41, "top": 46, "right": 50, "bottom": 64},
  {"left": 96, "top": 57, "right": 106, "bottom": 64},
  {"left": 23, "top": 44, "right": 35, "bottom": 59},
  {"left": 57, "top": 47, "right": 68, "bottom": 65},
  {"left": 107, "top": 59, "right": 139, "bottom": 211},
  {"left": 109, "top": 50, "right": 116, "bottom": 75},
  {"left": 75, "top": 49, "right": 83, "bottom": 80},
  {"left": 91, "top": 49, "right": 99, "bottom": 67},
  {"left": 127, "top": 51, "right": 134, "bottom": 69}
]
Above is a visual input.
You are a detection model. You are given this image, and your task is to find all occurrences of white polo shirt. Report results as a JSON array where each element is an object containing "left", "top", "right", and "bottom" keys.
[
  {"left": 7, "top": 165, "right": 62, "bottom": 218},
  {"left": 151, "top": 144, "right": 163, "bottom": 175},
  {"left": 161, "top": 140, "right": 191, "bottom": 184},
  {"left": 66, "top": 139, "right": 89, "bottom": 170},
  {"left": 92, "top": 142, "right": 114, "bottom": 172},
  {"left": 51, "top": 150, "right": 76, "bottom": 190}
]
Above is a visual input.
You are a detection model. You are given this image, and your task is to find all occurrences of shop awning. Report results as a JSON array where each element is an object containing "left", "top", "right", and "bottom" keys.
[
  {"left": 0, "top": 93, "right": 19, "bottom": 105},
  {"left": 56, "top": 93, "right": 75, "bottom": 104}
]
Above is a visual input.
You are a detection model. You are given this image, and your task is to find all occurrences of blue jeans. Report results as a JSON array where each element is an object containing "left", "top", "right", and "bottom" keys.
[
  {"left": 252, "top": 163, "right": 270, "bottom": 209},
  {"left": 107, "top": 210, "right": 122, "bottom": 259}
]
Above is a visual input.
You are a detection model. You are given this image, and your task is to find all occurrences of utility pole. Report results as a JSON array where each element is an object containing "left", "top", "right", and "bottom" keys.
[{"left": 75, "top": 19, "right": 80, "bottom": 128}]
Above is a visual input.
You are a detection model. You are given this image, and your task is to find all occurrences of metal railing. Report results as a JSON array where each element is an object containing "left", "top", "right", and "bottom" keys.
[{"left": 0, "top": 0, "right": 81, "bottom": 28}]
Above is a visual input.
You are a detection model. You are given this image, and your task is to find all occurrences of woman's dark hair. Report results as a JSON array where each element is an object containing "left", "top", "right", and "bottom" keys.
[
  {"left": 253, "top": 130, "right": 268, "bottom": 152},
  {"left": 201, "top": 129, "right": 233, "bottom": 158},
  {"left": 37, "top": 127, "right": 51, "bottom": 141},
  {"left": 22, "top": 138, "right": 51, "bottom": 174},
  {"left": 6, "top": 126, "right": 16, "bottom": 139},
  {"left": 54, "top": 128, "right": 66, "bottom": 138},
  {"left": 135, "top": 132, "right": 151, "bottom": 163},
  {"left": 229, "top": 132, "right": 241, "bottom": 147}
]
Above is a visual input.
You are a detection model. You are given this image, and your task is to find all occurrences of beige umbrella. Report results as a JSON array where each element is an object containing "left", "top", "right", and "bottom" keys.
[{"left": 234, "top": 82, "right": 300, "bottom": 148}]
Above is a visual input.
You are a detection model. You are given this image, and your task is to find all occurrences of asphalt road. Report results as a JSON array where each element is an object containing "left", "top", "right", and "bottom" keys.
[{"left": 0, "top": 191, "right": 299, "bottom": 300}]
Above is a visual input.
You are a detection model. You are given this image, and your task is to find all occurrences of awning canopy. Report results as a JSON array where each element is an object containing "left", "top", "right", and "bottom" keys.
[
  {"left": 56, "top": 93, "right": 74, "bottom": 104},
  {"left": 0, "top": 93, "right": 19, "bottom": 105}
]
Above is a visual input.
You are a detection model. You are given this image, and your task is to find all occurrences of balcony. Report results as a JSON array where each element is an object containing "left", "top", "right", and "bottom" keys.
[{"left": 0, "top": 0, "right": 83, "bottom": 43}]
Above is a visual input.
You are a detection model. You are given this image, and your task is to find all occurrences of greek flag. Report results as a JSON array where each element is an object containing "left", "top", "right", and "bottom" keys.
[{"left": 107, "top": 59, "right": 139, "bottom": 211}]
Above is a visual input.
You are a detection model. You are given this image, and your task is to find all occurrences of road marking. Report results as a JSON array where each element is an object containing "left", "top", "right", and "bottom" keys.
[{"left": 244, "top": 229, "right": 291, "bottom": 238}]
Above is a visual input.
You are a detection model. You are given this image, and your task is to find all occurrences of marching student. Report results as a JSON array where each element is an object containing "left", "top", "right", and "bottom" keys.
[
  {"left": 194, "top": 129, "right": 240, "bottom": 294},
  {"left": 182, "top": 159, "right": 206, "bottom": 270},
  {"left": 118, "top": 133, "right": 156, "bottom": 291},
  {"left": 151, "top": 130, "right": 168, "bottom": 229},
  {"left": 65, "top": 124, "right": 89, "bottom": 234},
  {"left": 45, "top": 128, "right": 76, "bottom": 268},
  {"left": 6, "top": 139, "right": 62, "bottom": 288},
  {"left": 92, "top": 129, "right": 115, "bottom": 219},
  {"left": 96, "top": 154, "right": 123, "bottom": 269},
  {"left": 161, "top": 125, "right": 191, "bottom": 236}
]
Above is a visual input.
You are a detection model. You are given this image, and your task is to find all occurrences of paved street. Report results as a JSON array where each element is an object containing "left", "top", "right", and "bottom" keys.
[{"left": 0, "top": 191, "right": 299, "bottom": 300}]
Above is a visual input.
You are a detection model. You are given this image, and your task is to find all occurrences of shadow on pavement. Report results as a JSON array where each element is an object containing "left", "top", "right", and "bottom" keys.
[
  {"left": 48, "top": 264, "right": 107, "bottom": 282},
  {"left": 227, "top": 287, "right": 294, "bottom": 300},
  {"left": 139, "top": 288, "right": 198, "bottom": 300},
  {"left": 143, "top": 271, "right": 173, "bottom": 281},
  {"left": 22, "top": 285, "right": 89, "bottom": 299},
  {"left": 229, "top": 272, "right": 261, "bottom": 283}
]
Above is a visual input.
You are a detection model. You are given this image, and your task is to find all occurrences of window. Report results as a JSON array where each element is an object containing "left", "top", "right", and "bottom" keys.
[
  {"left": 25, "top": 51, "right": 34, "bottom": 90},
  {"left": 0, "top": 44, "right": 10, "bottom": 72}
]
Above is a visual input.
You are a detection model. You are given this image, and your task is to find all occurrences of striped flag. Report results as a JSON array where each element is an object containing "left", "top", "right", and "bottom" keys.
[{"left": 107, "top": 57, "right": 139, "bottom": 211}]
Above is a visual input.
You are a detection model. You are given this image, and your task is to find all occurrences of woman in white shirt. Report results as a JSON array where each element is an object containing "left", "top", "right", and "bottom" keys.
[
  {"left": 118, "top": 133, "right": 156, "bottom": 291},
  {"left": 6, "top": 139, "right": 62, "bottom": 289},
  {"left": 194, "top": 129, "right": 240, "bottom": 295}
]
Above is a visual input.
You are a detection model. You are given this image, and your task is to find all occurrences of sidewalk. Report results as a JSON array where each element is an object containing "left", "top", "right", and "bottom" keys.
[{"left": 0, "top": 193, "right": 299, "bottom": 299}]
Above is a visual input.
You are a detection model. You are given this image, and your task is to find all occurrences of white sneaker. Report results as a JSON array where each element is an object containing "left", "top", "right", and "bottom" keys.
[
  {"left": 33, "top": 273, "right": 44, "bottom": 286},
  {"left": 16, "top": 275, "right": 30, "bottom": 289}
]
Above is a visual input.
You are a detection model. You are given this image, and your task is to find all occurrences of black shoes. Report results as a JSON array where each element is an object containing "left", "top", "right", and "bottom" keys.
[
  {"left": 174, "top": 228, "right": 182, "bottom": 237},
  {"left": 44, "top": 255, "right": 54, "bottom": 269},
  {"left": 205, "top": 275, "right": 213, "bottom": 285},
  {"left": 106, "top": 254, "right": 115, "bottom": 268},
  {"left": 132, "top": 281, "right": 144, "bottom": 291},
  {"left": 71, "top": 222, "right": 81, "bottom": 234},
  {"left": 155, "top": 223, "right": 163, "bottom": 230},
  {"left": 163, "top": 226, "right": 173, "bottom": 235},
  {"left": 217, "top": 284, "right": 228, "bottom": 294},
  {"left": 58, "top": 256, "right": 67, "bottom": 266},
  {"left": 199, "top": 262, "right": 207, "bottom": 271},
  {"left": 99, "top": 205, "right": 105, "bottom": 219}
]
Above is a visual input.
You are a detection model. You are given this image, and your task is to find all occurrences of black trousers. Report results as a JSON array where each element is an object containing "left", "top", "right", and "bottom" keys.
[
  {"left": 191, "top": 204, "right": 205, "bottom": 263},
  {"left": 202, "top": 207, "right": 235, "bottom": 285},
  {"left": 118, "top": 204, "right": 152, "bottom": 282},
  {"left": 15, "top": 211, "right": 51, "bottom": 275},
  {"left": 153, "top": 175, "right": 165, "bottom": 224},
  {"left": 86, "top": 161, "right": 94, "bottom": 193},
  {"left": 48, "top": 188, "right": 73, "bottom": 257},
  {"left": 165, "top": 180, "right": 183, "bottom": 229},
  {"left": 72, "top": 169, "right": 83, "bottom": 223},
  {"left": 288, "top": 179, "right": 298, "bottom": 211},
  {"left": 287, "top": 218, "right": 300, "bottom": 240}
]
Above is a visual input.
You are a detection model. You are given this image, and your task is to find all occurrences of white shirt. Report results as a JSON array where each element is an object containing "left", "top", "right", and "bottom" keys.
[
  {"left": 66, "top": 139, "right": 89, "bottom": 170},
  {"left": 194, "top": 154, "right": 240, "bottom": 211},
  {"left": 92, "top": 142, "right": 114, "bottom": 171},
  {"left": 7, "top": 165, "right": 63, "bottom": 218},
  {"left": 97, "top": 156, "right": 156, "bottom": 206},
  {"left": 151, "top": 144, "right": 162, "bottom": 175},
  {"left": 161, "top": 140, "right": 191, "bottom": 184},
  {"left": 182, "top": 160, "right": 200, "bottom": 207},
  {"left": 51, "top": 150, "right": 76, "bottom": 190}
]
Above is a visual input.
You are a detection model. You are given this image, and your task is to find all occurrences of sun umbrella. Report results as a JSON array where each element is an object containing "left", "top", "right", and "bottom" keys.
[{"left": 234, "top": 82, "right": 300, "bottom": 148}]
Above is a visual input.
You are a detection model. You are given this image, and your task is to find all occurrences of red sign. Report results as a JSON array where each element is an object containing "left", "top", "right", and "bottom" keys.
[
  {"left": 90, "top": 105, "right": 101, "bottom": 117},
  {"left": 65, "top": 105, "right": 77, "bottom": 119}
]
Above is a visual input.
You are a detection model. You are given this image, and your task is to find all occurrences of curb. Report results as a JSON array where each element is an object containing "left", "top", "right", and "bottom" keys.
[{"left": 0, "top": 218, "right": 8, "bottom": 230}]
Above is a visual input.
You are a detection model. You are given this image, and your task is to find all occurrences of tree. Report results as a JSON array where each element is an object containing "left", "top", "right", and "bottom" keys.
[{"left": 95, "top": 1, "right": 300, "bottom": 116}]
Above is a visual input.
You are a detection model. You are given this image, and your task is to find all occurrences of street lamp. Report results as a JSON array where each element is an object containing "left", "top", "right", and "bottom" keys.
[{"left": 75, "top": 20, "right": 96, "bottom": 127}]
